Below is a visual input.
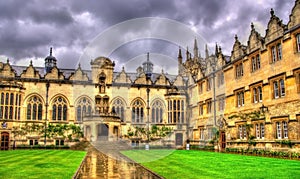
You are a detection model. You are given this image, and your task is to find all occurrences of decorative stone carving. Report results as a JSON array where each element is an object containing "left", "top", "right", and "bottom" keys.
[
  {"left": 20, "top": 61, "right": 41, "bottom": 79},
  {"left": 265, "top": 9, "right": 285, "bottom": 45}
]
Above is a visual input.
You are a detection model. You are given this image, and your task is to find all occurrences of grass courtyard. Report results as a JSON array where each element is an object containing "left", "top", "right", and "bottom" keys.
[
  {"left": 122, "top": 150, "right": 300, "bottom": 179},
  {"left": 0, "top": 150, "right": 86, "bottom": 179}
]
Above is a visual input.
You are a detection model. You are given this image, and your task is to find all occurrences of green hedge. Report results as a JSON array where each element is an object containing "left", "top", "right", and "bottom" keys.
[
  {"left": 16, "top": 144, "right": 70, "bottom": 150},
  {"left": 190, "top": 145, "right": 214, "bottom": 151},
  {"left": 225, "top": 147, "right": 300, "bottom": 159}
]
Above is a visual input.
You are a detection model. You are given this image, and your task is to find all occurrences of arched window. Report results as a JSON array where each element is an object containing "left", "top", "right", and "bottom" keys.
[
  {"left": 52, "top": 96, "right": 68, "bottom": 121},
  {"left": 151, "top": 100, "right": 164, "bottom": 123},
  {"left": 76, "top": 97, "right": 92, "bottom": 122},
  {"left": 26, "top": 96, "right": 43, "bottom": 120},
  {"left": 0, "top": 92, "right": 22, "bottom": 120},
  {"left": 131, "top": 99, "right": 144, "bottom": 123},
  {"left": 112, "top": 98, "right": 125, "bottom": 122}
]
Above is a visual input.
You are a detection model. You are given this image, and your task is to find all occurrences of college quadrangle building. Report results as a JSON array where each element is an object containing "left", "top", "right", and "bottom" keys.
[{"left": 0, "top": 0, "right": 300, "bottom": 151}]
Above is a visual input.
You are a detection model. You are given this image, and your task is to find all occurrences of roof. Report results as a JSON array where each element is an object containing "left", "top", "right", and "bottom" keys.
[{"left": 11, "top": 65, "right": 180, "bottom": 83}]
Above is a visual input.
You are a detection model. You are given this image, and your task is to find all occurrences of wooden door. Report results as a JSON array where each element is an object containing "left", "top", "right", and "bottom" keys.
[
  {"left": 1, "top": 132, "right": 9, "bottom": 150},
  {"left": 220, "top": 131, "right": 226, "bottom": 149}
]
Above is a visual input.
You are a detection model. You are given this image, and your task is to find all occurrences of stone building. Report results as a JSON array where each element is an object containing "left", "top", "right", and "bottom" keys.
[
  {"left": 0, "top": 48, "right": 188, "bottom": 149},
  {"left": 188, "top": 0, "right": 300, "bottom": 151},
  {"left": 0, "top": 0, "right": 299, "bottom": 151}
]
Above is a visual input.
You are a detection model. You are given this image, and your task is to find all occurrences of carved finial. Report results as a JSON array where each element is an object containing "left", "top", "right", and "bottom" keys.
[
  {"left": 147, "top": 52, "right": 149, "bottom": 62},
  {"left": 215, "top": 43, "right": 218, "bottom": 56},
  {"left": 30, "top": 60, "right": 33, "bottom": 66},
  {"left": 6, "top": 58, "right": 9, "bottom": 64},
  {"left": 161, "top": 68, "right": 164, "bottom": 74},
  {"left": 194, "top": 38, "right": 198, "bottom": 49},
  {"left": 219, "top": 46, "right": 222, "bottom": 54},
  {"left": 251, "top": 22, "right": 254, "bottom": 30},
  {"left": 270, "top": 8, "right": 274, "bottom": 16},
  {"left": 78, "top": 63, "right": 81, "bottom": 69},
  {"left": 205, "top": 44, "right": 209, "bottom": 58},
  {"left": 186, "top": 46, "right": 189, "bottom": 60},
  {"left": 178, "top": 46, "right": 182, "bottom": 58},
  {"left": 235, "top": 34, "right": 238, "bottom": 41},
  {"left": 50, "top": 47, "right": 52, "bottom": 56},
  {"left": 122, "top": 66, "right": 125, "bottom": 71}
]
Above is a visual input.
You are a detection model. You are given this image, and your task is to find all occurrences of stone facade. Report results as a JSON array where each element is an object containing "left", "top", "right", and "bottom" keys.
[
  {"left": 188, "top": 0, "right": 300, "bottom": 151},
  {"left": 0, "top": 0, "right": 299, "bottom": 151},
  {"left": 0, "top": 50, "right": 188, "bottom": 149}
]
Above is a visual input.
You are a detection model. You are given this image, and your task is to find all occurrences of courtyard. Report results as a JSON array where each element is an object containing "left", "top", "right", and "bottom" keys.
[
  {"left": 0, "top": 150, "right": 86, "bottom": 179},
  {"left": 122, "top": 149, "right": 300, "bottom": 179},
  {"left": 1, "top": 146, "right": 299, "bottom": 179}
]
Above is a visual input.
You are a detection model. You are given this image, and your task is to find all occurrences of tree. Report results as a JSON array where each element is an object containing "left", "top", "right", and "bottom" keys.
[{"left": 125, "top": 125, "right": 172, "bottom": 141}]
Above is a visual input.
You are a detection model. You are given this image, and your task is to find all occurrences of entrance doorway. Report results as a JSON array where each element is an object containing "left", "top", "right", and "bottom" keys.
[
  {"left": 175, "top": 133, "right": 183, "bottom": 146},
  {"left": 1, "top": 132, "right": 9, "bottom": 150},
  {"left": 220, "top": 131, "right": 226, "bottom": 149},
  {"left": 98, "top": 124, "right": 109, "bottom": 141},
  {"left": 113, "top": 126, "right": 118, "bottom": 138}
]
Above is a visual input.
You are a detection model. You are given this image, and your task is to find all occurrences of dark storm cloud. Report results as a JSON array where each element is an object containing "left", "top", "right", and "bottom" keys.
[
  {"left": 0, "top": 0, "right": 296, "bottom": 72},
  {"left": 26, "top": 6, "right": 74, "bottom": 26}
]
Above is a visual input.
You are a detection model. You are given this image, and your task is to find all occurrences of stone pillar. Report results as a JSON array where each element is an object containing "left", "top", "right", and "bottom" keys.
[{"left": 92, "top": 123, "right": 97, "bottom": 142}]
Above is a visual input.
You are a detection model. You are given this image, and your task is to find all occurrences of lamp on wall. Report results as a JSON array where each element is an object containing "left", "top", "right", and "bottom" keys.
[{"left": 260, "top": 104, "right": 268, "bottom": 113}]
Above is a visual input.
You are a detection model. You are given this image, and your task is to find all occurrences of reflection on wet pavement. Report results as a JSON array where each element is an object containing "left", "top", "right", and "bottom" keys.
[{"left": 75, "top": 147, "right": 162, "bottom": 179}]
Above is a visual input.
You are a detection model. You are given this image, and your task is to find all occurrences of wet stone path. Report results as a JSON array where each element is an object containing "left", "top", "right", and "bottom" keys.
[{"left": 75, "top": 141, "right": 162, "bottom": 179}]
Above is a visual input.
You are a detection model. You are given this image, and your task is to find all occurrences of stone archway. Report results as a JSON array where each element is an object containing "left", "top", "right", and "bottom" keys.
[{"left": 98, "top": 124, "right": 109, "bottom": 141}]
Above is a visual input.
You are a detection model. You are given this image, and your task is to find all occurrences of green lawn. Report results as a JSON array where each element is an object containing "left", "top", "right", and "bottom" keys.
[
  {"left": 0, "top": 150, "right": 86, "bottom": 179},
  {"left": 122, "top": 150, "right": 300, "bottom": 179}
]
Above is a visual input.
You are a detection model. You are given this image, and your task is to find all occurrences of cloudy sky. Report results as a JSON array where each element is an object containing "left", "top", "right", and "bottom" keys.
[{"left": 0, "top": 0, "right": 295, "bottom": 74}]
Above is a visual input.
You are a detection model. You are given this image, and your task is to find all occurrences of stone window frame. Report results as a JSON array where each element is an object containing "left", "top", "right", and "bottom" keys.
[
  {"left": 269, "top": 41, "right": 283, "bottom": 63},
  {"left": 131, "top": 99, "right": 144, "bottom": 123},
  {"left": 217, "top": 72, "right": 224, "bottom": 87},
  {"left": 198, "top": 101, "right": 204, "bottom": 116},
  {"left": 270, "top": 77, "right": 285, "bottom": 99},
  {"left": 51, "top": 96, "right": 68, "bottom": 121},
  {"left": 235, "top": 62, "right": 244, "bottom": 79},
  {"left": 235, "top": 90, "right": 245, "bottom": 107},
  {"left": 198, "top": 81, "right": 204, "bottom": 94},
  {"left": 167, "top": 98, "right": 185, "bottom": 124},
  {"left": 206, "top": 77, "right": 212, "bottom": 91},
  {"left": 250, "top": 83, "right": 263, "bottom": 103},
  {"left": 112, "top": 98, "right": 126, "bottom": 122},
  {"left": 255, "top": 122, "right": 265, "bottom": 139},
  {"left": 251, "top": 54, "right": 261, "bottom": 72},
  {"left": 237, "top": 123, "right": 247, "bottom": 140},
  {"left": 199, "top": 126, "right": 205, "bottom": 140},
  {"left": 76, "top": 96, "right": 92, "bottom": 122},
  {"left": 151, "top": 99, "right": 164, "bottom": 124},
  {"left": 207, "top": 126, "right": 214, "bottom": 140},
  {"left": 0, "top": 92, "right": 21, "bottom": 120},
  {"left": 296, "top": 33, "right": 300, "bottom": 53},
  {"left": 26, "top": 95, "right": 43, "bottom": 121},
  {"left": 294, "top": 69, "right": 300, "bottom": 93},
  {"left": 217, "top": 95, "right": 225, "bottom": 111},
  {"left": 275, "top": 121, "right": 288, "bottom": 139},
  {"left": 206, "top": 99, "right": 212, "bottom": 114},
  {"left": 29, "top": 139, "right": 39, "bottom": 146}
]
